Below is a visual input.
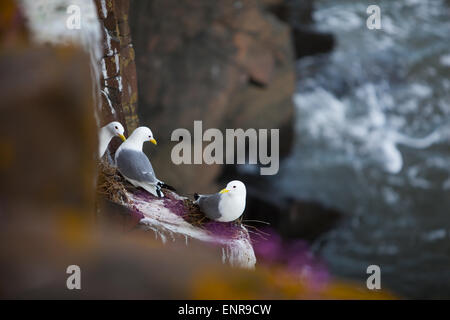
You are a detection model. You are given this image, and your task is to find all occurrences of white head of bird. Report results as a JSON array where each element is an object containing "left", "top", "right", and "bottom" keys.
[
  {"left": 219, "top": 180, "right": 246, "bottom": 200},
  {"left": 124, "top": 126, "right": 157, "bottom": 150},
  {"left": 99, "top": 121, "right": 126, "bottom": 157},
  {"left": 104, "top": 121, "right": 126, "bottom": 141}
]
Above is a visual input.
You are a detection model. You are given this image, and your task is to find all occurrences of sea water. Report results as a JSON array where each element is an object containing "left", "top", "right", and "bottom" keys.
[{"left": 274, "top": 0, "right": 450, "bottom": 298}]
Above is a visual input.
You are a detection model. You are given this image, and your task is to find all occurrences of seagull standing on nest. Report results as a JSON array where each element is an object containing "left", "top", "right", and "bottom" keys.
[
  {"left": 115, "top": 126, "right": 174, "bottom": 198},
  {"left": 98, "top": 121, "right": 126, "bottom": 158},
  {"left": 194, "top": 180, "right": 246, "bottom": 222}
]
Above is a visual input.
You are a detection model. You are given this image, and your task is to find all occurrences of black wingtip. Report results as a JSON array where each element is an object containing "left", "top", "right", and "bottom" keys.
[
  {"left": 157, "top": 182, "right": 176, "bottom": 192},
  {"left": 194, "top": 193, "right": 200, "bottom": 201}
]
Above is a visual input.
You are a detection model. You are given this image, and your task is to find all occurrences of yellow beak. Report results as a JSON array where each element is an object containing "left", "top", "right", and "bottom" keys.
[
  {"left": 118, "top": 134, "right": 126, "bottom": 142},
  {"left": 150, "top": 138, "right": 157, "bottom": 145},
  {"left": 219, "top": 188, "right": 229, "bottom": 194}
]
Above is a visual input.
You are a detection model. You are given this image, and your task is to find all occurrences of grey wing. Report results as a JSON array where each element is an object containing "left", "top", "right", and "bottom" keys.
[
  {"left": 116, "top": 149, "right": 158, "bottom": 184},
  {"left": 198, "top": 193, "right": 222, "bottom": 220}
]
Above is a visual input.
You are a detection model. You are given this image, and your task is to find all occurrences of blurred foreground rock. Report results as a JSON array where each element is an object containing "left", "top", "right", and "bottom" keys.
[
  {"left": 0, "top": 216, "right": 394, "bottom": 299},
  {"left": 0, "top": 46, "right": 97, "bottom": 215}
]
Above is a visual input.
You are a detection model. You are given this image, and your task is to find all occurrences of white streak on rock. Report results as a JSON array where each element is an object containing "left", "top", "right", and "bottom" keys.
[
  {"left": 104, "top": 26, "right": 113, "bottom": 56},
  {"left": 101, "top": 89, "right": 115, "bottom": 115},
  {"left": 100, "top": 0, "right": 108, "bottom": 19}
]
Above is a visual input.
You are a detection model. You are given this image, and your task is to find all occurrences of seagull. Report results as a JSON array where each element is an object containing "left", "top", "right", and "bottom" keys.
[
  {"left": 194, "top": 180, "right": 246, "bottom": 222},
  {"left": 99, "top": 121, "right": 126, "bottom": 158},
  {"left": 115, "top": 126, "right": 174, "bottom": 198}
]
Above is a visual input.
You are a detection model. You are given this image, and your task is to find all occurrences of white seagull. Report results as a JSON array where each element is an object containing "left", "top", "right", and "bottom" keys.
[
  {"left": 115, "top": 126, "right": 174, "bottom": 198},
  {"left": 194, "top": 180, "right": 246, "bottom": 222},
  {"left": 98, "top": 121, "right": 126, "bottom": 158}
]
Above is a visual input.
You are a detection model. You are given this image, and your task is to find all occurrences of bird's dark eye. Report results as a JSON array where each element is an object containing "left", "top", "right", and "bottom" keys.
[
  {"left": 115, "top": 126, "right": 118, "bottom": 129},
  {"left": 233, "top": 186, "right": 236, "bottom": 188}
]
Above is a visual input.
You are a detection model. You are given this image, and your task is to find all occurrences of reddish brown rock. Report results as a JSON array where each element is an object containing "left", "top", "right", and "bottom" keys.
[
  {"left": 130, "top": 0, "right": 296, "bottom": 193},
  {"left": 94, "top": 0, "right": 139, "bottom": 135}
]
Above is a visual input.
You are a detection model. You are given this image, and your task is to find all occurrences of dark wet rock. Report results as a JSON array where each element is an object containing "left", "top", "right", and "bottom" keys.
[
  {"left": 282, "top": 200, "right": 343, "bottom": 241},
  {"left": 244, "top": 190, "right": 344, "bottom": 242},
  {"left": 292, "top": 27, "right": 335, "bottom": 59},
  {"left": 264, "top": 0, "right": 335, "bottom": 59}
]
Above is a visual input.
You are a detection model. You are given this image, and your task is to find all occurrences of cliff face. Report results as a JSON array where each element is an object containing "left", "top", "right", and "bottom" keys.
[
  {"left": 129, "top": 0, "right": 296, "bottom": 193},
  {"left": 18, "top": 0, "right": 141, "bottom": 137},
  {"left": 94, "top": 0, "right": 139, "bottom": 133}
]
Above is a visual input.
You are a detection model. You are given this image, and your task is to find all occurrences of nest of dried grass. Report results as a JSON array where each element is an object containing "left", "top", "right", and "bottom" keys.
[
  {"left": 180, "top": 196, "right": 248, "bottom": 239},
  {"left": 96, "top": 161, "right": 130, "bottom": 205},
  {"left": 181, "top": 198, "right": 210, "bottom": 227}
]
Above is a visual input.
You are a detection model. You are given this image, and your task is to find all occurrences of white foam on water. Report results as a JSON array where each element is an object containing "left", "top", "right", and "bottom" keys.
[
  {"left": 293, "top": 83, "right": 443, "bottom": 175},
  {"left": 290, "top": 0, "right": 450, "bottom": 299},
  {"left": 423, "top": 229, "right": 447, "bottom": 242},
  {"left": 440, "top": 54, "right": 450, "bottom": 67}
]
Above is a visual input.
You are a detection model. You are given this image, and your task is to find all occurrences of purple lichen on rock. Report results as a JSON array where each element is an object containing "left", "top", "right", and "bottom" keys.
[
  {"left": 129, "top": 204, "right": 145, "bottom": 220},
  {"left": 162, "top": 191, "right": 187, "bottom": 218},
  {"left": 252, "top": 227, "right": 330, "bottom": 288},
  {"left": 203, "top": 221, "right": 243, "bottom": 240},
  {"left": 123, "top": 187, "right": 256, "bottom": 268}
]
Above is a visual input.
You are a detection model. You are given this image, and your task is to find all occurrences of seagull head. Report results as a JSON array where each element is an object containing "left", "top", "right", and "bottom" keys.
[
  {"left": 219, "top": 180, "right": 246, "bottom": 199},
  {"left": 106, "top": 121, "right": 126, "bottom": 141},
  {"left": 130, "top": 126, "right": 157, "bottom": 146}
]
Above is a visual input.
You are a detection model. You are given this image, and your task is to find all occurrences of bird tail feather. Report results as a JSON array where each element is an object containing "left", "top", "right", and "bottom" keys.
[
  {"left": 157, "top": 181, "right": 176, "bottom": 192},
  {"left": 140, "top": 183, "right": 164, "bottom": 198}
]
